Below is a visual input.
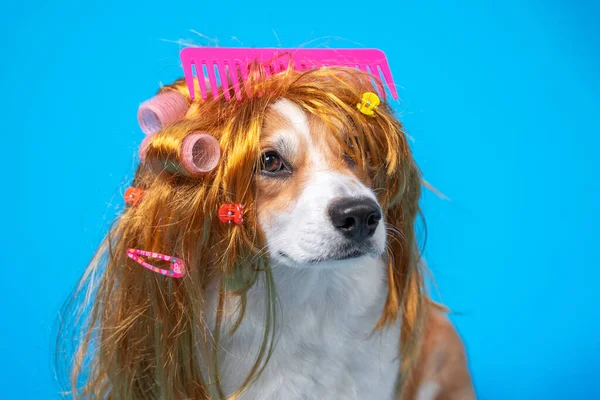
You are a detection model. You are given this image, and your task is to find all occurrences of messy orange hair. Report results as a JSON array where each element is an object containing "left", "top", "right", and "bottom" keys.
[{"left": 56, "top": 63, "right": 427, "bottom": 399}]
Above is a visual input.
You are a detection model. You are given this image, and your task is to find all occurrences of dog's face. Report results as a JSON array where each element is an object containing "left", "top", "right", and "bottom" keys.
[{"left": 256, "top": 99, "right": 386, "bottom": 268}]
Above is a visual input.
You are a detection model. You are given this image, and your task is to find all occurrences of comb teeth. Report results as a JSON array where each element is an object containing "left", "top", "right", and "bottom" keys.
[{"left": 180, "top": 48, "right": 398, "bottom": 101}]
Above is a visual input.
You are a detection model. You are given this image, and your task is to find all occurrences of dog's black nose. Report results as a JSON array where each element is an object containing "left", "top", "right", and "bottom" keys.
[{"left": 328, "top": 197, "right": 382, "bottom": 242}]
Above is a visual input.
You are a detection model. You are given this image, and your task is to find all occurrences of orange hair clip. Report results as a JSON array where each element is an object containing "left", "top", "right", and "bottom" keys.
[
  {"left": 218, "top": 203, "right": 244, "bottom": 225},
  {"left": 124, "top": 187, "right": 145, "bottom": 206}
]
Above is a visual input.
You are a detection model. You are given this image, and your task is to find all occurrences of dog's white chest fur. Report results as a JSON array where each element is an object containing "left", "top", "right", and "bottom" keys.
[{"left": 203, "top": 257, "right": 401, "bottom": 399}]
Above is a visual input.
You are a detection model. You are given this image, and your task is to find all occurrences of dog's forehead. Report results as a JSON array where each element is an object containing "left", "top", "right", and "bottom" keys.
[
  {"left": 262, "top": 99, "right": 312, "bottom": 159},
  {"left": 263, "top": 99, "right": 340, "bottom": 155},
  {"left": 269, "top": 99, "right": 311, "bottom": 139}
]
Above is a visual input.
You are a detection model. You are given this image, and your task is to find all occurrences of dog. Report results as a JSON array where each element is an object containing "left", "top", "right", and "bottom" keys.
[{"left": 201, "top": 98, "right": 475, "bottom": 399}]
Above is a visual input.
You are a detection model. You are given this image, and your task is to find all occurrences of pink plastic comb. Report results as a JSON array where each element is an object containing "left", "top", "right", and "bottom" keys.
[{"left": 179, "top": 47, "right": 398, "bottom": 101}]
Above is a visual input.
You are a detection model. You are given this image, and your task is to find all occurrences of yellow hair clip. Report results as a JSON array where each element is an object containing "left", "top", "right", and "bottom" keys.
[{"left": 357, "top": 92, "right": 380, "bottom": 116}]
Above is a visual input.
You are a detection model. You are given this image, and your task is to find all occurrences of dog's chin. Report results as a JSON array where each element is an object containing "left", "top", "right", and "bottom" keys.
[{"left": 272, "top": 246, "right": 385, "bottom": 269}]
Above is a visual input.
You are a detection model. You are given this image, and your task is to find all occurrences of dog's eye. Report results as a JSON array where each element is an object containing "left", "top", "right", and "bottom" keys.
[{"left": 260, "top": 151, "right": 290, "bottom": 176}]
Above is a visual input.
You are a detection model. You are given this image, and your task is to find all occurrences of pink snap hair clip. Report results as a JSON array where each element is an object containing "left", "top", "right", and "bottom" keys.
[
  {"left": 137, "top": 90, "right": 189, "bottom": 135},
  {"left": 126, "top": 248, "right": 185, "bottom": 278},
  {"left": 180, "top": 132, "right": 221, "bottom": 175}
]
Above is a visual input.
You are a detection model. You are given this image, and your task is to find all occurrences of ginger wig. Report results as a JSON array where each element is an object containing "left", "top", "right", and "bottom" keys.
[{"left": 57, "top": 63, "right": 427, "bottom": 399}]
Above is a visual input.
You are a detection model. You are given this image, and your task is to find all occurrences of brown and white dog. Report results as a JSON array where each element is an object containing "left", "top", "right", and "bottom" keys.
[{"left": 203, "top": 98, "right": 475, "bottom": 399}]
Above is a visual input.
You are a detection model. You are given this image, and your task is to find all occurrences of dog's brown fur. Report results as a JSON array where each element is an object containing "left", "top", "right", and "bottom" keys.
[{"left": 403, "top": 305, "right": 476, "bottom": 399}]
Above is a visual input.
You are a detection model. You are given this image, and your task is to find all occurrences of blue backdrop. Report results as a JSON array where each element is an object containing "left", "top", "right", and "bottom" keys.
[{"left": 2, "top": 1, "right": 598, "bottom": 398}]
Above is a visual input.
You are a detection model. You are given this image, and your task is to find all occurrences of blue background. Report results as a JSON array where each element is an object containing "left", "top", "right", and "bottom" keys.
[{"left": 1, "top": 1, "right": 598, "bottom": 398}]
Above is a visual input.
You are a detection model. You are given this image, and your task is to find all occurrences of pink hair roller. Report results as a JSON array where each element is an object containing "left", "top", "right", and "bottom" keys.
[
  {"left": 137, "top": 90, "right": 189, "bottom": 135},
  {"left": 180, "top": 132, "right": 221, "bottom": 175},
  {"left": 139, "top": 134, "right": 153, "bottom": 162}
]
